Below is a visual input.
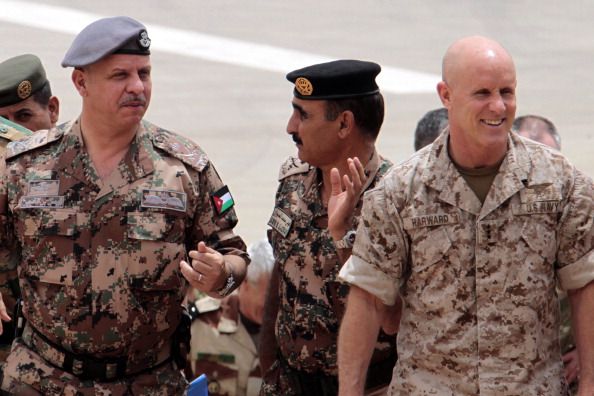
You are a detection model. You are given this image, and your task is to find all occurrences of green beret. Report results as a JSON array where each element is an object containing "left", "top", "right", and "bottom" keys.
[
  {"left": 62, "top": 16, "right": 151, "bottom": 68},
  {"left": 286, "top": 59, "right": 381, "bottom": 100},
  {"left": 0, "top": 54, "right": 48, "bottom": 107}
]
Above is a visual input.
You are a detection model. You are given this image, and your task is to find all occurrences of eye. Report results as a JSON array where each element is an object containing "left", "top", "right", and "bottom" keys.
[
  {"left": 15, "top": 112, "right": 32, "bottom": 122},
  {"left": 139, "top": 69, "right": 151, "bottom": 80},
  {"left": 474, "top": 89, "right": 490, "bottom": 97},
  {"left": 111, "top": 71, "right": 128, "bottom": 80}
]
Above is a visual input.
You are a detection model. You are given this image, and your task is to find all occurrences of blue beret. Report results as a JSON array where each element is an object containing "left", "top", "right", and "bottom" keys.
[
  {"left": 286, "top": 59, "right": 381, "bottom": 100},
  {"left": 62, "top": 16, "right": 151, "bottom": 68}
]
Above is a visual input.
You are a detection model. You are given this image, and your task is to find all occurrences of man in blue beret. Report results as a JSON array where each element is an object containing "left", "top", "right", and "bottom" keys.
[
  {"left": 0, "top": 54, "right": 59, "bottom": 139},
  {"left": 0, "top": 16, "right": 249, "bottom": 395},
  {"left": 260, "top": 60, "right": 397, "bottom": 395}
]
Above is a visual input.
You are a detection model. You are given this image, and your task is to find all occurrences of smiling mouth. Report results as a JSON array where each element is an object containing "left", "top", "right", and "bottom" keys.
[{"left": 482, "top": 118, "right": 505, "bottom": 126}]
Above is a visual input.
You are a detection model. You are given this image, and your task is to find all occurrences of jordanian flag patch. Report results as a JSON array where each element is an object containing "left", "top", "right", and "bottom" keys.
[{"left": 212, "top": 185, "right": 234, "bottom": 215}]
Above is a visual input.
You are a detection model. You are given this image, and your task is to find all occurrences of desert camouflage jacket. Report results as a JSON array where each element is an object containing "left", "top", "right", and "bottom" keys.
[{"left": 340, "top": 130, "right": 593, "bottom": 395}]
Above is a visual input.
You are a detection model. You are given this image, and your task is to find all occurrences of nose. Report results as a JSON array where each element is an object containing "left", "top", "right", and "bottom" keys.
[
  {"left": 489, "top": 93, "right": 505, "bottom": 114},
  {"left": 286, "top": 111, "right": 298, "bottom": 135},
  {"left": 127, "top": 74, "right": 145, "bottom": 95}
]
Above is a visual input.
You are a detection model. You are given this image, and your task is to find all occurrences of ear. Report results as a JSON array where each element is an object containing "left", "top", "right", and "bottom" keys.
[
  {"left": 437, "top": 81, "right": 451, "bottom": 108},
  {"left": 71, "top": 69, "right": 88, "bottom": 97},
  {"left": 337, "top": 110, "right": 355, "bottom": 139},
  {"left": 47, "top": 96, "right": 60, "bottom": 125}
]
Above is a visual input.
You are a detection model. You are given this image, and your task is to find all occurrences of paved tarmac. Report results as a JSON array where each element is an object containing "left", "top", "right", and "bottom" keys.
[{"left": 1, "top": 1, "right": 592, "bottom": 243}]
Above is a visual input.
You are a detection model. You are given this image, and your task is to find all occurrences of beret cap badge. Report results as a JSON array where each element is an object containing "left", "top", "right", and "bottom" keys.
[
  {"left": 138, "top": 30, "right": 151, "bottom": 49},
  {"left": 295, "top": 77, "right": 313, "bottom": 96},
  {"left": 17, "top": 80, "right": 32, "bottom": 100}
]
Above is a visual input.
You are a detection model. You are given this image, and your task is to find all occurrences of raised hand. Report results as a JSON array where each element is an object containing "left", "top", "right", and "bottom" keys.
[{"left": 328, "top": 157, "right": 366, "bottom": 240}]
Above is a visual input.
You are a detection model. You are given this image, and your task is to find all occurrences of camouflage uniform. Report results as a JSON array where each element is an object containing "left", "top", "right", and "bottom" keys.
[
  {"left": 187, "top": 293, "right": 262, "bottom": 396},
  {"left": 0, "top": 119, "right": 32, "bottom": 367},
  {"left": 0, "top": 118, "right": 247, "bottom": 395},
  {"left": 559, "top": 292, "right": 578, "bottom": 395},
  {"left": 340, "top": 130, "right": 593, "bottom": 395},
  {"left": 263, "top": 151, "right": 396, "bottom": 395}
]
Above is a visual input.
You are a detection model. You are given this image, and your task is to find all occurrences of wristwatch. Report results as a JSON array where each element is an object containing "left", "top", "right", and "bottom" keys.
[
  {"left": 216, "top": 270, "right": 236, "bottom": 297},
  {"left": 334, "top": 230, "right": 357, "bottom": 250}
]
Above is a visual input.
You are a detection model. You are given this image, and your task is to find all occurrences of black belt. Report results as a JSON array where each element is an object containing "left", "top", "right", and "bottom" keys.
[{"left": 22, "top": 324, "right": 171, "bottom": 382}]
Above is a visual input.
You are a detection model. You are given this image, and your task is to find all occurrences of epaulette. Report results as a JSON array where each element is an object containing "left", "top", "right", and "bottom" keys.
[
  {"left": 278, "top": 156, "right": 312, "bottom": 181},
  {"left": 0, "top": 118, "right": 33, "bottom": 143},
  {"left": 149, "top": 123, "right": 209, "bottom": 172},
  {"left": 5, "top": 127, "right": 65, "bottom": 160}
]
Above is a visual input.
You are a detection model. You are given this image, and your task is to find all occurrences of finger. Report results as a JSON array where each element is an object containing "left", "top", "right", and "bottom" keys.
[
  {"left": 342, "top": 174, "right": 355, "bottom": 199},
  {"left": 0, "top": 300, "right": 10, "bottom": 322},
  {"left": 190, "top": 251, "right": 223, "bottom": 271},
  {"left": 197, "top": 241, "right": 211, "bottom": 253},
  {"left": 330, "top": 168, "right": 343, "bottom": 196},
  {"left": 180, "top": 260, "right": 203, "bottom": 285},
  {"left": 347, "top": 159, "right": 365, "bottom": 197},
  {"left": 352, "top": 157, "right": 366, "bottom": 182}
]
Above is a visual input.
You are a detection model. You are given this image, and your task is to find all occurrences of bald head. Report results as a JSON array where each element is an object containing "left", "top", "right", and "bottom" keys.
[
  {"left": 437, "top": 36, "right": 518, "bottom": 168},
  {"left": 442, "top": 36, "right": 515, "bottom": 85}
]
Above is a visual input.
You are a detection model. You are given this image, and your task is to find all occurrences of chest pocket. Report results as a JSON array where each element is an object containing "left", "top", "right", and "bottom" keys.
[
  {"left": 19, "top": 208, "right": 77, "bottom": 285},
  {"left": 125, "top": 211, "right": 184, "bottom": 291},
  {"left": 408, "top": 226, "right": 452, "bottom": 273},
  {"left": 405, "top": 226, "right": 456, "bottom": 311}
]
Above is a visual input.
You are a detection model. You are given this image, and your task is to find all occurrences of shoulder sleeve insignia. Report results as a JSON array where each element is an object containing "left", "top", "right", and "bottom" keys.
[
  {"left": 278, "top": 156, "right": 311, "bottom": 181},
  {"left": 212, "top": 185, "right": 234, "bottom": 215},
  {"left": 149, "top": 122, "right": 209, "bottom": 172}
]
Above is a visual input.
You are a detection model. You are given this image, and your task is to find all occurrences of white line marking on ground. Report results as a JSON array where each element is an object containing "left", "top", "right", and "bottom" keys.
[{"left": 0, "top": 0, "right": 440, "bottom": 94}]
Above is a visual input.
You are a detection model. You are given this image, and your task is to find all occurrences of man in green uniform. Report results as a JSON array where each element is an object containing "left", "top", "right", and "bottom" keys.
[
  {"left": 0, "top": 54, "right": 59, "bottom": 134},
  {"left": 260, "top": 60, "right": 396, "bottom": 395},
  {"left": 0, "top": 53, "right": 59, "bottom": 372},
  {"left": 0, "top": 16, "right": 248, "bottom": 395}
]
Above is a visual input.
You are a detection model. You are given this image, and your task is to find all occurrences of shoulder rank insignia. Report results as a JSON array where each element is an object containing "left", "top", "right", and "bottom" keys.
[{"left": 278, "top": 156, "right": 311, "bottom": 181}]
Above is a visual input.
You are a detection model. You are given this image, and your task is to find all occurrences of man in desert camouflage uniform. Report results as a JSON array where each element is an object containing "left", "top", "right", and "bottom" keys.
[
  {"left": 0, "top": 16, "right": 248, "bottom": 395},
  {"left": 0, "top": 54, "right": 59, "bottom": 371},
  {"left": 337, "top": 36, "right": 593, "bottom": 395},
  {"left": 260, "top": 60, "right": 396, "bottom": 396},
  {"left": 187, "top": 239, "right": 273, "bottom": 396}
]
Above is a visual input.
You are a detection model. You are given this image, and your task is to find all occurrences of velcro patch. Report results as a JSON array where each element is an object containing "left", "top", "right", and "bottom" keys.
[
  {"left": 403, "top": 213, "right": 459, "bottom": 229},
  {"left": 268, "top": 208, "right": 292, "bottom": 237},
  {"left": 19, "top": 195, "right": 64, "bottom": 209},
  {"left": 212, "top": 185, "right": 234, "bottom": 215},
  {"left": 141, "top": 189, "right": 187, "bottom": 212},
  {"left": 513, "top": 200, "right": 561, "bottom": 215},
  {"left": 28, "top": 180, "right": 60, "bottom": 196}
]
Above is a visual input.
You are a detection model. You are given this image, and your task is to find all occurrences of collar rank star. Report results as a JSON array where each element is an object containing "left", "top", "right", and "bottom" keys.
[{"left": 212, "top": 185, "right": 234, "bottom": 215}]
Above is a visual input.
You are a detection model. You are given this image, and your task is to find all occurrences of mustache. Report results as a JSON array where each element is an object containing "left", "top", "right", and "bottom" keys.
[
  {"left": 292, "top": 134, "right": 302, "bottom": 144},
  {"left": 119, "top": 94, "right": 147, "bottom": 106}
]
